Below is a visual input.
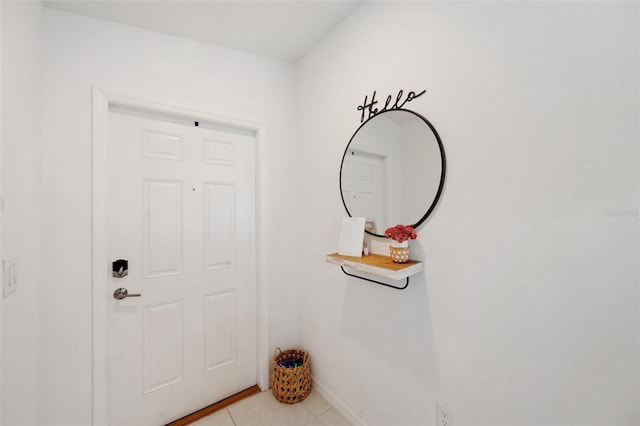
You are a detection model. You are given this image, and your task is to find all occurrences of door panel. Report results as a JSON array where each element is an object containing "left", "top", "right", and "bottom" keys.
[
  {"left": 143, "top": 179, "right": 183, "bottom": 278},
  {"left": 205, "top": 291, "right": 236, "bottom": 370},
  {"left": 204, "top": 139, "right": 235, "bottom": 165},
  {"left": 142, "top": 300, "right": 184, "bottom": 394},
  {"left": 107, "top": 107, "right": 256, "bottom": 425},
  {"left": 204, "top": 183, "right": 235, "bottom": 269},
  {"left": 143, "top": 129, "right": 183, "bottom": 161}
]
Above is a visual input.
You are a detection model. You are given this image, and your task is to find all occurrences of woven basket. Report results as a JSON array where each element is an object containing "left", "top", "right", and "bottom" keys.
[
  {"left": 389, "top": 245, "right": 410, "bottom": 263},
  {"left": 272, "top": 347, "right": 311, "bottom": 404}
]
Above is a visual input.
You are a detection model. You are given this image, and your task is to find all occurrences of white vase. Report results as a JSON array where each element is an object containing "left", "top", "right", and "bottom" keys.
[{"left": 390, "top": 240, "right": 409, "bottom": 248}]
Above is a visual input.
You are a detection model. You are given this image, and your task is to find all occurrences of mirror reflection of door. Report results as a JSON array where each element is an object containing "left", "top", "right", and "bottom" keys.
[
  {"left": 340, "top": 108, "right": 445, "bottom": 236},
  {"left": 341, "top": 150, "right": 387, "bottom": 233}
]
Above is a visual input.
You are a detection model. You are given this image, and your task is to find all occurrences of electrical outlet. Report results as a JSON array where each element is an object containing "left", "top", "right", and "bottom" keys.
[
  {"left": 3, "top": 258, "right": 18, "bottom": 297},
  {"left": 436, "top": 400, "right": 454, "bottom": 426}
]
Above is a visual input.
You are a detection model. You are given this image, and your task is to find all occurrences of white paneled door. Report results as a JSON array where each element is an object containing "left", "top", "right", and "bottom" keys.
[{"left": 107, "top": 107, "right": 257, "bottom": 425}]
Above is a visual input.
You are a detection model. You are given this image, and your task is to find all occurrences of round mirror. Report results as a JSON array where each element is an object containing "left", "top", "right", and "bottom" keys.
[{"left": 339, "top": 109, "right": 446, "bottom": 237}]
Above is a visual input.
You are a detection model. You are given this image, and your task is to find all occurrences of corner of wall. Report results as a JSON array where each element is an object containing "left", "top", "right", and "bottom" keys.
[{"left": 1, "top": 1, "right": 45, "bottom": 425}]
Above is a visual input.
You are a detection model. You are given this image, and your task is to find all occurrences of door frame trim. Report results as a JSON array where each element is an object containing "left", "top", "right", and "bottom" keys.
[{"left": 91, "top": 87, "right": 269, "bottom": 425}]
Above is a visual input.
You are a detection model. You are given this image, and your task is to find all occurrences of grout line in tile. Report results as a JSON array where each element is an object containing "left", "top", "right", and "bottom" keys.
[
  {"left": 224, "top": 404, "right": 238, "bottom": 426},
  {"left": 314, "top": 404, "right": 332, "bottom": 417},
  {"left": 196, "top": 390, "right": 350, "bottom": 426},
  {"left": 226, "top": 408, "right": 237, "bottom": 426},
  {"left": 299, "top": 402, "right": 315, "bottom": 420}
]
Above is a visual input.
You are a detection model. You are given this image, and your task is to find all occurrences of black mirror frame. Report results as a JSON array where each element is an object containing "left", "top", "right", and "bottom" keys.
[{"left": 339, "top": 108, "right": 446, "bottom": 237}]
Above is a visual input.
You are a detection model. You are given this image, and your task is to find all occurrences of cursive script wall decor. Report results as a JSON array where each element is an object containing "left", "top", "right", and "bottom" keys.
[{"left": 357, "top": 89, "right": 426, "bottom": 123}]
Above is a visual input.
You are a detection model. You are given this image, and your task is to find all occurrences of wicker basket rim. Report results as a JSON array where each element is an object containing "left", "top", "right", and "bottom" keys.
[{"left": 274, "top": 347, "right": 308, "bottom": 361}]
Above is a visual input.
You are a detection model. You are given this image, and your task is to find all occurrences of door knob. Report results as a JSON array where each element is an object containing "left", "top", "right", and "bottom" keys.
[{"left": 113, "top": 287, "right": 141, "bottom": 300}]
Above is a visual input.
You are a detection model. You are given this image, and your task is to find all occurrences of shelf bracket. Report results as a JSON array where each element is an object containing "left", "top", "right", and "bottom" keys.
[{"left": 340, "top": 266, "right": 409, "bottom": 290}]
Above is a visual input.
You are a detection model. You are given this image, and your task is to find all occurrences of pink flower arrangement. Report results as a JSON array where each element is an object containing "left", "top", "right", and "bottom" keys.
[{"left": 384, "top": 224, "right": 417, "bottom": 243}]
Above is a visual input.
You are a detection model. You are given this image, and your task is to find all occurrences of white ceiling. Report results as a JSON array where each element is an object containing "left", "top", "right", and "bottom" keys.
[{"left": 43, "top": 0, "right": 362, "bottom": 62}]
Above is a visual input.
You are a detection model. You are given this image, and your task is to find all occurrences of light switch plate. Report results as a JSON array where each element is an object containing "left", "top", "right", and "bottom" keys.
[{"left": 3, "top": 258, "right": 18, "bottom": 297}]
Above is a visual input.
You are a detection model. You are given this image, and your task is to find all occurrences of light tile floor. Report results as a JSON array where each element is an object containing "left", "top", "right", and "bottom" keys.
[{"left": 191, "top": 389, "right": 351, "bottom": 426}]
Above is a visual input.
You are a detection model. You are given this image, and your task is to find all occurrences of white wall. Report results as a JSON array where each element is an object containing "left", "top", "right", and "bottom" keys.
[
  {"left": 41, "top": 8, "right": 300, "bottom": 424},
  {"left": 0, "top": 3, "right": 3, "bottom": 422},
  {"left": 297, "top": 2, "right": 639, "bottom": 425},
  {"left": 0, "top": 2, "right": 43, "bottom": 425}
]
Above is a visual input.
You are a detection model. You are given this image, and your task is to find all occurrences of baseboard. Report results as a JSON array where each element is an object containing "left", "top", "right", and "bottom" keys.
[{"left": 311, "top": 376, "right": 367, "bottom": 426}]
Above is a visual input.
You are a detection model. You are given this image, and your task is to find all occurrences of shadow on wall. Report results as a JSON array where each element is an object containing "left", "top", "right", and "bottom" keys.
[{"left": 339, "top": 240, "right": 439, "bottom": 386}]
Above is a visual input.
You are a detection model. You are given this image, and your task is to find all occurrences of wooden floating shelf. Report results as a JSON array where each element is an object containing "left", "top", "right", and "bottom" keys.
[{"left": 326, "top": 253, "right": 422, "bottom": 281}]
